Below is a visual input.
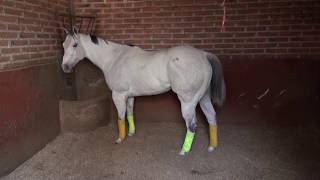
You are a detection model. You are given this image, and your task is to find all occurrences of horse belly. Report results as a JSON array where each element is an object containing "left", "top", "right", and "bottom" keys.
[
  {"left": 130, "top": 67, "right": 171, "bottom": 96},
  {"left": 129, "top": 74, "right": 171, "bottom": 96}
]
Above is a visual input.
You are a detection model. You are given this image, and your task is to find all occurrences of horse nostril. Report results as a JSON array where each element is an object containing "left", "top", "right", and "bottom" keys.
[{"left": 62, "top": 64, "right": 71, "bottom": 72}]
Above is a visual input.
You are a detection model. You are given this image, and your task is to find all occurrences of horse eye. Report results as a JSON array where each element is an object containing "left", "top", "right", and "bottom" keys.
[{"left": 73, "top": 43, "right": 78, "bottom": 48}]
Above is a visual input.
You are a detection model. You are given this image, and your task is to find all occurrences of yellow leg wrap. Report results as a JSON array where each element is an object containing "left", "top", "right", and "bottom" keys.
[
  {"left": 209, "top": 125, "right": 218, "bottom": 148},
  {"left": 118, "top": 119, "right": 126, "bottom": 140}
]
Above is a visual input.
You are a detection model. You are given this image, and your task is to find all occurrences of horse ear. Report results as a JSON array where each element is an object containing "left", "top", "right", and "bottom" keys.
[
  {"left": 63, "top": 28, "right": 69, "bottom": 35},
  {"left": 73, "top": 26, "right": 79, "bottom": 35}
]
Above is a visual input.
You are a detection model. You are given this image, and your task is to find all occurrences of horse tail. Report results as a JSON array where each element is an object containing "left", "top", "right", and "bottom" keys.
[{"left": 207, "top": 53, "right": 226, "bottom": 106}]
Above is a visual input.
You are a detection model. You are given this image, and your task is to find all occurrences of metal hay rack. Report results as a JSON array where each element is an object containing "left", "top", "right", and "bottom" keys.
[{"left": 59, "top": 13, "right": 96, "bottom": 35}]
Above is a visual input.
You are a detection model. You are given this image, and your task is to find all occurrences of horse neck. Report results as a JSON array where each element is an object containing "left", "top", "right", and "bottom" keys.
[{"left": 80, "top": 34, "right": 124, "bottom": 72}]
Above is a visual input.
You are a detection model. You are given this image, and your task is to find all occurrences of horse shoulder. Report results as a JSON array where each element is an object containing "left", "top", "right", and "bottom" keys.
[{"left": 105, "top": 58, "right": 130, "bottom": 92}]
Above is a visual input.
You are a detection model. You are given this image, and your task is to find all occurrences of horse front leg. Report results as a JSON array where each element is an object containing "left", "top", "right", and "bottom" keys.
[
  {"left": 112, "top": 91, "right": 127, "bottom": 143},
  {"left": 126, "top": 97, "right": 135, "bottom": 136}
]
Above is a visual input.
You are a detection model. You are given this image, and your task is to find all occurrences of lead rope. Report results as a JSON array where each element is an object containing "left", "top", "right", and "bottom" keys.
[{"left": 220, "top": 0, "right": 226, "bottom": 32}]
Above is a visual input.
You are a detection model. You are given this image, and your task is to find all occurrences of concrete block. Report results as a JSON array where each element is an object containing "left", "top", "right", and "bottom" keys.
[{"left": 59, "top": 96, "right": 111, "bottom": 133}]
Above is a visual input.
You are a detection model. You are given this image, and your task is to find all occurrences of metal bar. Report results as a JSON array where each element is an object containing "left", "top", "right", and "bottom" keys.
[
  {"left": 68, "top": 0, "right": 74, "bottom": 32},
  {"left": 79, "top": 17, "right": 83, "bottom": 33},
  {"left": 58, "top": 14, "right": 96, "bottom": 19},
  {"left": 90, "top": 17, "right": 95, "bottom": 34},
  {"left": 86, "top": 18, "right": 90, "bottom": 33}
]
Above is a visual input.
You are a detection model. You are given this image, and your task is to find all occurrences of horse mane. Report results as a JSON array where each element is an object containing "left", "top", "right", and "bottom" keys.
[
  {"left": 127, "top": 43, "right": 135, "bottom": 47},
  {"left": 81, "top": 33, "right": 134, "bottom": 47},
  {"left": 90, "top": 34, "right": 99, "bottom": 45}
]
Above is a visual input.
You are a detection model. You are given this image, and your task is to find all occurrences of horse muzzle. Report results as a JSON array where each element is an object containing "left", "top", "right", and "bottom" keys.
[{"left": 62, "top": 64, "right": 73, "bottom": 73}]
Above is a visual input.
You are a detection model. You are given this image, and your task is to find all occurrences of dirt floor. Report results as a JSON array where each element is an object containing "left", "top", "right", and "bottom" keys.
[{"left": 2, "top": 119, "right": 320, "bottom": 180}]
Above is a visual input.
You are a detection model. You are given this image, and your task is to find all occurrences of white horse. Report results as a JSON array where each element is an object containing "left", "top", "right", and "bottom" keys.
[{"left": 61, "top": 27, "right": 226, "bottom": 155}]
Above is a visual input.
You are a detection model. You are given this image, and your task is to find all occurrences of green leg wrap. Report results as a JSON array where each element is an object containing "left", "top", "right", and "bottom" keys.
[
  {"left": 127, "top": 115, "right": 135, "bottom": 134},
  {"left": 182, "top": 130, "right": 195, "bottom": 153}
]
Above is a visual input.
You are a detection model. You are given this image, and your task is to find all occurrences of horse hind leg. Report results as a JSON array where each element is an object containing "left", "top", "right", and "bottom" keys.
[
  {"left": 126, "top": 97, "right": 136, "bottom": 136},
  {"left": 200, "top": 91, "right": 218, "bottom": 152},
  {"left": 179, "top": 99, "right": 198, "bottom": 156}
]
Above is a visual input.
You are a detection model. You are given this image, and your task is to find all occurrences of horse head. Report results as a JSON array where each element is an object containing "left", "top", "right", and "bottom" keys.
[{"left": 61, "top": 27, "right": 86, "bottom": 73}]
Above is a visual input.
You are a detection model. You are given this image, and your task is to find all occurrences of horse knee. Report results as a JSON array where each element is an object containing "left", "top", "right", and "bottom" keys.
[
  {"left": 207, "top": 118, "right": 217, "bottom": 126},
  {"left": 182, "top": 111, "right": 197, "bottom": 132},
  {"left": 180, "top": 101, "right": 198, "bottom": 132},
  {"left": 188, "top": 121, "right": 197, "bottom": 132}
]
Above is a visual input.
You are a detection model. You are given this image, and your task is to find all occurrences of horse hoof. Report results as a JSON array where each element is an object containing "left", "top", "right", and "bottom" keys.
[
  {"left": 208, "top": 146, "right": 215, "bottom": 152},
  {"left": 179, "top": 150, "right": 186, "bottom": 156},
  {"left": 115, "top": 138, "right": 122, "bottom": 144}
]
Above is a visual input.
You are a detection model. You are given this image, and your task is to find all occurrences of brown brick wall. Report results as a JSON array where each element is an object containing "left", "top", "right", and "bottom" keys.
[
  {"left": 74, "top": 0, "right": 320, "bottom": 59},
  {"left": 0, "top": 0, "right": 69, "bottom": 70}
]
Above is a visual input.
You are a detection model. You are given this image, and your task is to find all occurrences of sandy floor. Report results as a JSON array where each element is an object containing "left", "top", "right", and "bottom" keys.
[{"left": 2, "top": 121, "right": 320, "bottom": 180}]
